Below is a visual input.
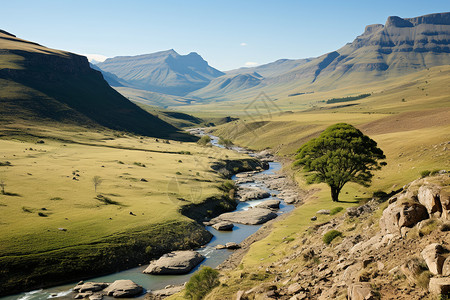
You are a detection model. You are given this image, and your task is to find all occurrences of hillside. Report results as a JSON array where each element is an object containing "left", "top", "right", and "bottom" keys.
[
  {"left": 178, "top": 12, "right": 450, "bottom": 106},
  {"left": 96, "top": 50, "right": 224, "bottom": 96},
  {"left": 0, "top": 30, "right": 194, "bottom": 141},
  {"left": 188, "top": 72, "right": 264, "bottom": 100},
  {"left": 225, "top": 58, "right": 311, "bottom": 78}
]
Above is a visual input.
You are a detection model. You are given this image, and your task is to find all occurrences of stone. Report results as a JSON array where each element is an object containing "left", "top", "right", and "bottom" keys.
[
  {"left": 143, "top": 251, "right": 204, "bottom": 275},
  {"left": 103, "top": 280, "right": 143, "bottom": 298},
  {"left": 73, "top": 282, "right": 109, "bottom": 293},
  {"left": 316, "top": 209, "right": 330, "bottom": 215},
  {"left": 428, "top": 277, "right": 450, "bottom": 295},
  {"left": 149, "top": 285, "right": 184, "bottom": 297},
  {"left": 311, "top": 216, "right": 317, "bottom": 221},
  {"left": 226, "top": 242, "right": 241, "bottom": 249},
  {"left": 89, "top": 294, "right": 103, "bottom": 300},
  {"left": 380, "top": 201, "right": 429, "bottom": 234},
  {"left": 421, "top": 243, "right": 447, "bottom": 275},
  {"left": 347, "top": 283, "right": 377, "bottom": 300},
  {"left": 443, "top": 256, "right": 450, "bottom": 276},
  {"left": 74, "top": 292, "right": 93, "bottom": 299},
  {"left": 216, "top": 244, "right": 226, "bottom": 250},
  {"left": 236, "top": 290, "right": 245, "bottom": 300},
  {"left": 237, "top": 187, "right": 270, "bottom": 201},
  {"left": 212, "top": 222, "right": 234, "bottom": 231},
  {"left": 287, "top": 282, "right": 303, "bottom": 294},
  {"left": 418, "top": 185, "right": 442, "bottom": 217},
  {"left": 255, "top": 200, "right": 280, "bottom": 210},
  {"left": 211, "top": 208, "right": 278, "bottom": 225}
]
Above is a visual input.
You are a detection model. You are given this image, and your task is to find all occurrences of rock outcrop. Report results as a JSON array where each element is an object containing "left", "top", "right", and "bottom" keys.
[
  {"left": 421, "top": 243, "right": 448, "bottom": 275},
  {"left": 210, "top": 208, "right": 278, "bottom": 225},
  {"left": 143, "top": 251, "right": 204, "bottom": 275},
  {"left": 103, "top": 280, "right": 143, "bottom": 298}
]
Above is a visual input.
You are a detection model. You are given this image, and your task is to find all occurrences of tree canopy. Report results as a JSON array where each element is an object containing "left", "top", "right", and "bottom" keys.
[{"left": 294, "top": 123, "right": 386, "bottom": 202}]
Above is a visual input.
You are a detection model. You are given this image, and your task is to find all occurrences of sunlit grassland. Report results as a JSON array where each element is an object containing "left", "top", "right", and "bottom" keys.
[{"left": 0, "top": 123, "right": 245, "bottom": 257}]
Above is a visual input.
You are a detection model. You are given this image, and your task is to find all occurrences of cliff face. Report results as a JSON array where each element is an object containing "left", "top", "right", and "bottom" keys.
[{"left": 0, "top": 31, "right": 195, "bottom": 141}]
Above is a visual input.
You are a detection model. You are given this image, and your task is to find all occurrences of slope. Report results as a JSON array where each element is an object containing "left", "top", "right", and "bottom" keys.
[{"left": 0, "top": 30, "right": 194, "bottom": 141}]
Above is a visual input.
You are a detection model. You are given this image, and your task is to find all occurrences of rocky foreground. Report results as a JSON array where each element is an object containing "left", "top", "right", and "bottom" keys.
[{"left": 213, "top": 173, "right": 450, "bottom": 299}]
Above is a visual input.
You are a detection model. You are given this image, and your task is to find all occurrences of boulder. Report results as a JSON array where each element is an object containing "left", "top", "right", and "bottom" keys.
[
  {"left": 380, "top": 201, "right": 429, "bottom": 234},
  {"left": 255, "top": 200, "right": 280, "bottom": 210},
  {"left": 287, "top": 282, "right": 303, "bottom": 295},
  {"left": 143, "top": 251, "right": 204, "bottom": 275},
  {"left": 89, "top": 294, "right": 103, "bottom": 300},
  {"left": 103, "top": 280, "right": 143, "bottom": 298},
  {"left": 149, "top": 285, "right": 184, "bottom": 298},
  {"left": 421, "top": 243, "right": 447, "bottom": 275},
  {"left": 211, "top": 208, "right": 278, "bottom": 225},
  {"left": 444, "top": 256, "right": 450, "bottom": 276},
  {"left": 212, "top": 222, "right": 234, "bottom": 231},
  {"left": 428, "top": 277, "right": 450, "bottom": 295},
  {"left": 74, "top": 292, "right": 93, "bottom": 299},
  {"left": 347, "top": 283, "right": 377, "bottom": 300},
  {"left": 441, "top": 188, "right": 450, "bottom": 220},
  {"left": 73, "top": 282, "right": 109, "bottom": 293},
  {"left": 418, "top": 185, "right": 442, "bottom": 217},
  {"left": 237, "top": 187, "right": 270, "bottom": 201},
  {"left": 316, "top": 209, "right": 330, "bottom": 215},
  {"left": 216, "top": 244, "right": 226, "bottom": 250},
  {"left": 226, "top": 242, "right": 241, "bottom": 249}
]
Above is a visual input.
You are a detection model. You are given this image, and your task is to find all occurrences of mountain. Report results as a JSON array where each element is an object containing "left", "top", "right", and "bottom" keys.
[
  {"left": 185, "top": 12, "right": 450, "bottom": 103},
  {"left": 0, "top": 30, "right": 195, "bottom": 141},
  {"left": 225, "top": 58, "right": 311, "bottom": 78},
  {"left": 96, "top": 50, "right": 224, "bottom": 96},
  {"left": 188, "top": 72, "right": 264, "bottom": 100}
]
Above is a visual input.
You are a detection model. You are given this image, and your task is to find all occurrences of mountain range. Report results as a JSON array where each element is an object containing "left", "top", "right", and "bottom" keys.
[{"left": 93, "top": 12, "right": 449, "bottom": 105}]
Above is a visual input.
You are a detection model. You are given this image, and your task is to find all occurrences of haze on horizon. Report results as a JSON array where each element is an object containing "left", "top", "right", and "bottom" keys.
[{"left": 2, "top": 0, "right": 449, "bottom": 70}]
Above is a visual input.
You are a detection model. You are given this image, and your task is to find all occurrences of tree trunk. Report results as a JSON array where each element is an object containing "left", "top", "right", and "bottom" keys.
[{"left": 331, "top": 186, "right": 341, "bottom": 202}]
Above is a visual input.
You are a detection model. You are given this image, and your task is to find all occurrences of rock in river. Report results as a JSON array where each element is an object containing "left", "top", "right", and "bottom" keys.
[
  {"left": 143, "top": 250, "right": 204, "bottom": 275},
  {"left": 211, "top": 208, "right": 278, "bottom": 225},
  {"left": 103, "top": 280, "right": 143, "bottom": 298},
  {"left": 212, "top": 221, "right": 234, "bottom": 231},
  {"left": 237, "top": 187, "right": 270, "bottom": 201},
  {"left": 255, "top": 199, "right": 280, "bottom": 210}
]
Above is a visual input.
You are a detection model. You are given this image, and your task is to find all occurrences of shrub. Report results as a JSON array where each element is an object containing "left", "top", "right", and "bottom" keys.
[
  {"left": 372, "top": 190, "right": 388, "bottom": 198},
  {"left": 430, "top": 169, "right": 441, "bottom": 176},
  {"left": 22, "top": 207, "right": 33, "bottom": 213},
  {"left": 50, "top": 197, "right": 63, "bottom": 201},
  {"left": 197, "top": 135, "right": 211, "bottom": 146},
  {"left": 38, "top": 212, "right": 47, "bottom": 217},
  {"left": 185, "top": 266, "right": 219, "bottom": 300},
  {"left": 218, "top": 137, "right": 233, "bottom": 148},
  {"left": 330, "top": 207, "right": 344, "bottom": 215},
  {"left": 176, "top": 172, "right": 182, "bottom": 175},
  {"left": 323, "top": 230, "right": 342, "bottom": 245},
  {"left": 420, "top": 170, "right": 431, "bottom": 178}
]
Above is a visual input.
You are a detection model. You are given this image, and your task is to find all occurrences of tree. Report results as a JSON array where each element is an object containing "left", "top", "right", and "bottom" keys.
[
  {"left": 294, "top": 123, "right": 386, "bottom": 202},
  {"left": 92, "top": 176, "right": 103, "bottom": 193}
]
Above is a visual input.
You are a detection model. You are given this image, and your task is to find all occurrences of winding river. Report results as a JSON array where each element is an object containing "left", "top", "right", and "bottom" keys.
[{"left": 3, "top": 133, "right": 293, "bottom": 300}]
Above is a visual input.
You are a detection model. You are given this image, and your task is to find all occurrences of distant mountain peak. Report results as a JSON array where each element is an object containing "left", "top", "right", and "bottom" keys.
[{"left": 385, "top": 16, "right": 414, "bottom": 28}]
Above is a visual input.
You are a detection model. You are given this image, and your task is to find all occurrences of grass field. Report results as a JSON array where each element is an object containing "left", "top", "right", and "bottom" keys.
[{"left": 0, "top": 121, "right": 252, "bottom": 294}]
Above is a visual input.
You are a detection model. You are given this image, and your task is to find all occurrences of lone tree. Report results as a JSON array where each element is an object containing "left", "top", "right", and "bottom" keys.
[
  {"left": 92, "top": 176, "right": 103, "bottom": 193},
  {"left": 294, "top": 123, "right": 386, "bottom": 202}
]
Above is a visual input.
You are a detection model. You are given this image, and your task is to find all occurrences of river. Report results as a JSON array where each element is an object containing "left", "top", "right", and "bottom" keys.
[{"left": 3, "top": 133, "right": 293, "bottom": 300}]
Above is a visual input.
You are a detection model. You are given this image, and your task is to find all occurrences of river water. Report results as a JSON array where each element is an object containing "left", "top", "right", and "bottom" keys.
[{"left": 4, "top": 134, "right": 293, "bottom": 300}]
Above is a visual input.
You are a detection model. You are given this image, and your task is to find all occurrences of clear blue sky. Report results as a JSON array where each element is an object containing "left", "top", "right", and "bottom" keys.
[{"left": 2, "top": 0, "right": 449, "bottom": 70}]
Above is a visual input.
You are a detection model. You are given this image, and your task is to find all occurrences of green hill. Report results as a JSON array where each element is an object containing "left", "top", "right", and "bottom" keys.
[{"left": 0, "top": 30, "right": 195, "bottom": 141}]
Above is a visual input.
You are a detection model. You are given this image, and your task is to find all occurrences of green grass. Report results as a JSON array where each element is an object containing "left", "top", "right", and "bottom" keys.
[{"left": 0, "top": 124, "right": 249, "bottom": 294}]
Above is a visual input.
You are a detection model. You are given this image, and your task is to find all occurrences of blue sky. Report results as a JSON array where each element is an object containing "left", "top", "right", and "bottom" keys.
[{"left": 2, "top": 0, "right": 449, "bottom": 70}]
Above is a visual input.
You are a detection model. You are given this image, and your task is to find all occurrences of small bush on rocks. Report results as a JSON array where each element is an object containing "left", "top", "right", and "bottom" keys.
[{"left": 323, "top": 230, "right": 342, "bottom": 245}]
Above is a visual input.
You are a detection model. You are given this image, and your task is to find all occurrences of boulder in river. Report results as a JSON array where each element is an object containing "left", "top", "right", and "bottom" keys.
[
  {"left": 225, "top": 242, "right": 241, "bottom": 249},
  {"left": 143, "top": 251, "right": 204, "bottom": 275},
  {"left": 212, "top": 221, "right": 234, "bottom": 231},
  {"left": 211, "top": 208, "right": 278, "bottom": 225},
  {"left": 237, "top": 187, "right": 270, "bottom": 201},
  {"left": 256, "top": 200, "right": 280, "bottom": 210},
  {"left": 103, "top": 280, "right": 143, "bottom": 298},
  {"left": 73, "top": 282, "right": 109, "bottom": 293}
]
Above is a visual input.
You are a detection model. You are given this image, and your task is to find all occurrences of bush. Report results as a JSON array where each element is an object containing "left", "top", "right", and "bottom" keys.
[
  {"left": 330, "top": 207, "right": 344, "bottom": 216},
  {"left": 38, "top": 212, "right": 47, "bottom": 217},
  {"left": 185, "top": 266, "right": 219, "bottom": 300},
  {"left": 197, "top": 135, "right": 211, "bottom": 146},
  {"left": 420, "top": 170, "right": 431, "bottom": 178},
  {"left": 323, "top": 230, "right": 342, "bottom": 245},
  {"left": 218, "top": 137, "right": 233, "bottom": 148}
]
